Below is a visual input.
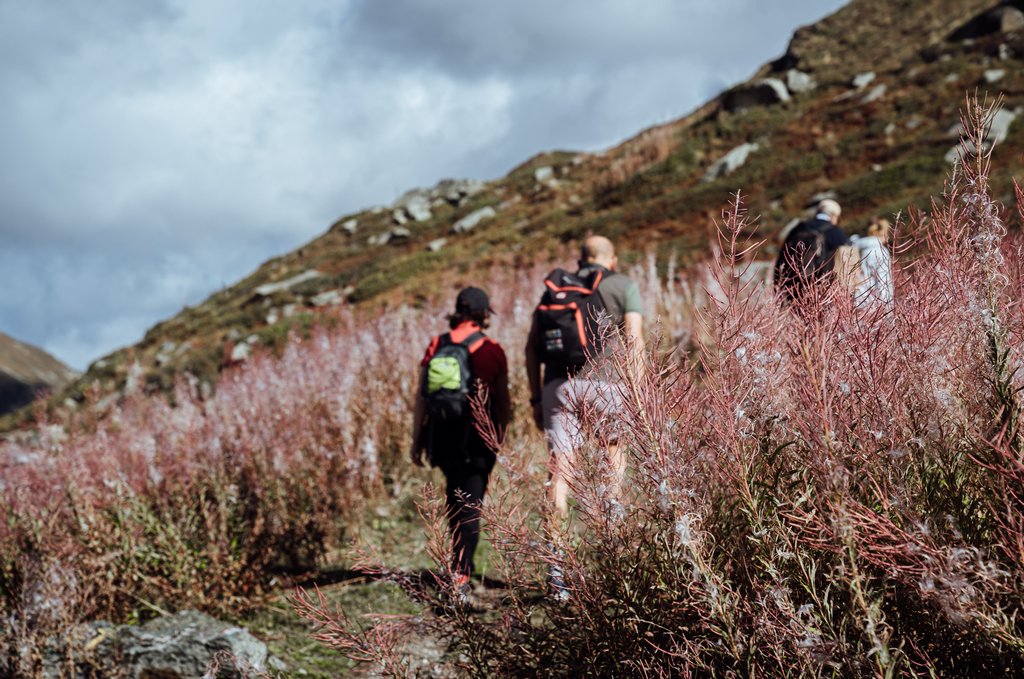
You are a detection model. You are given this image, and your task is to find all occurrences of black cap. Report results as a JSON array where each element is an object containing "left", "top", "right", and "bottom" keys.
[{"left": 455, "top": 286, "right": 494, "bottom": 315}]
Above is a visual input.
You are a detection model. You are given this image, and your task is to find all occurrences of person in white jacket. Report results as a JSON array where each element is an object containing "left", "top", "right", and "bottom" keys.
[{"left": 849, "top": 217, "right": 894, "bottom": 308}]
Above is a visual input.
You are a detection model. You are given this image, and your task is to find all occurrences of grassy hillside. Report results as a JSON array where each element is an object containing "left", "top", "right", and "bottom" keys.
[{"left": 5, "top": 0, "right": 1023, "bottom": 430}]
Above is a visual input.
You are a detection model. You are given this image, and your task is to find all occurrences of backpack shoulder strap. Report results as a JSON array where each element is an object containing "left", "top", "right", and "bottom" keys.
[{"left": 458, "top": 331, "right": 486, "bottom": 351}]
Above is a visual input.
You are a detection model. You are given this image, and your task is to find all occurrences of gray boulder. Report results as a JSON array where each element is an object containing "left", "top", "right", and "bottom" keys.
[
  {"left": 722, "top": 78, "right": 790, "bottom": 113},
  {"left": 392, "top": 189, "right": 433, "bottom": 222},
  {"left": 43, "top": 611, "right": 267, "bottom": 679},
  {"left": 785, "top": 69, "right": 816, "bottom": 94},
  {"left": 702, "top": 143, "right": 760, "bottom": 183},
  {"left": 452, "top": 206, "right": 497, "bottom": 234},
  {"left": 436, "top": 178, "right": 485, "bottom": 206},
  {"left": 427, "top": 238, "right": 447, "bottom": 252},
  {"left": 390, "top": 226, "right": 412, "bottom": 240},
  {"left": 951, "top": 6, "right": 1024, "bottom": 40},
  {"left": 340, "top": 218, "right": 358, "bottom": 235},
  {"left": 534, "top": 166, "right": 555, "bottom": 184}
]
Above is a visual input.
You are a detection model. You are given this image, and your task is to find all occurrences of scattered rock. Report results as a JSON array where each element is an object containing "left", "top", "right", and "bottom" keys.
[
  {"left": 368, "top": 232, "right": 392, "bottom": 246},
  {"left": 254, "top": 270, "right": 323, "bottom": 297},
  {"left": 43, "top": 610, "right": 268, "bottom": 679},
  {"left": 851, "top": 72, "right": 876, "bottom": 89},
  {"left": 391, "top": 209, "right": 409, "bottom": 226},
  {"left": 394, "top": 190, "right": 433, "bottom": 222},
  {"left": 951, "top": 6, "right": 1024, "bottom": 40},
  {"left": 884, "top": 122, "right": 897, "bottom": 136},
  {"left": 702, "top": 142, "right": 760, "bottom": 183},
  {"left": 785, "top": 69, "right": 816, "bottom": 94},
  {"left": 427, "top": 238, "right": 447, "bottom": 252},
  {"left": 265, "top": 308, "right": 280, "bottom": 325},
  {"left": 944, "top": 73, "right": 960, "bottom": 84},
  {"left": 390, "top": 226, "right": 412, "bottom": 240},
  {"left": 436, "top": 178, "right": 485, "bottom": 206},
  {"left": 906, "top": 117, "right": 925, "bottom": 131},
  {"left": 230, "top": 342, "right": 253, "bottom": 363},
  {"left": 534, "top": 166, "right": 554, "bottom": 183},
  {"left": 341, "top": 218, "right": 358, "bottom": 235},
  {"left": 871, "top": 163, "right": 884, "bottom": 172},
  {"left": 311, "top": 290, "right": 344, "bottom": 307},
  {"left": 452, "top": 206, "right": 497, "bottom": 234},
  {"left": 999, "top": 43, "right": 1014, "bottom": 60},
  {"left": 722, "top": 78, "right": 790, "bottom": 113},
  {"left": 861, "top": 84, "right": 887, "bottom": 104},
  {"left": 984, "top": 68, "right": 1006, "bottom": 83}
]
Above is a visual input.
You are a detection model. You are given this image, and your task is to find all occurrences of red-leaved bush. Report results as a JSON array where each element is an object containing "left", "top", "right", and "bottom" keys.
[{"left": 294, "top": 101, "right": 1024, "bottom": 676}]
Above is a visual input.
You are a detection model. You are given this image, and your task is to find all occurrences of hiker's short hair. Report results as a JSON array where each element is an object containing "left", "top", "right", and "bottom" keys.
[
  {"left": 817, "top": 199, "right": 842, "bottom": 220},
  {"left": 580, "top": 235, "right": 615, "bottom": 266}
]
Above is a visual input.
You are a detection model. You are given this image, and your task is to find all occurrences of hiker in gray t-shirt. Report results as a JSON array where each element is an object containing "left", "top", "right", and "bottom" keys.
[{"left": 525, "top": 235, "right": 644, "bottom": 520}]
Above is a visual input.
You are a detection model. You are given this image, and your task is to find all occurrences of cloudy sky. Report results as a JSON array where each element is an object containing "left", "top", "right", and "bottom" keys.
[{"left": 0, "top": 0, "right": 846, "bottom": 371}]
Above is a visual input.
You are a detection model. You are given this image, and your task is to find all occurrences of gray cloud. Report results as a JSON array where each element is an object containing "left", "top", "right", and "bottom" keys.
[{"left": 0, "top": 0, "right": 846, "bottom": 370}]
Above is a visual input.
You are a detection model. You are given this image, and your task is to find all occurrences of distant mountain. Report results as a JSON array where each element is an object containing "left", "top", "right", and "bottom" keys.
[
  {"left": 7, "top": 0, "right": 1024, "bottom": 427},
  {"left": 0, "top": 332, "right": 79, "bottom": 416}
]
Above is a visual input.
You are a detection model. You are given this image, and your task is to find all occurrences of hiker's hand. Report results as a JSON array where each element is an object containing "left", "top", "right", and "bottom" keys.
[
  {"left": 410, "top": 443, "right": 425, "bottom": 467},
  {"left": 532, "top": 401, "right": 543, "bottom": 430}
]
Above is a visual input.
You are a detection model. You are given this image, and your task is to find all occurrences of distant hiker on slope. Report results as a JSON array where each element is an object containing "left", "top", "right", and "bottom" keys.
[
  {"left": 524, "top": 235, "right": 644, "bottom": 596},
  {"left": 849, "top": 216, "right": 894, "bottom": 309},
  {"left": 410, "top": 287, "right": 511, "bottom": 601},
  {"left": 773, "top": 199, "right": 851, "bottom": 306}
]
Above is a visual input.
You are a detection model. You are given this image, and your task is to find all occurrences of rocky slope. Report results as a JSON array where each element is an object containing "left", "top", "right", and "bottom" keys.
[
  {"left": 0, "top": 331, "right": 79, "bottom": 416},
  {"left": 5, "top": 0, "right": 1024, "bottom": 427}
]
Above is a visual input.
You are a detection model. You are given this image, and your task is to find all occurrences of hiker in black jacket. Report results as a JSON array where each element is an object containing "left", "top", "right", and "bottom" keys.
[{"left": 773, "top": 199, "right": 850, "bottom": 304}]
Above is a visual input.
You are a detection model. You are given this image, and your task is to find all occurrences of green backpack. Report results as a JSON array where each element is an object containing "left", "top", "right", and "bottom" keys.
[{"left": 422, "top": 331, "right": 483, "bottom": 422}]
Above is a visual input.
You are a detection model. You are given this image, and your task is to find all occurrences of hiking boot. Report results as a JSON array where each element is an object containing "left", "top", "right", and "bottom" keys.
[{"left": 453, "top": 573, "right": 473, "bottom": 607}]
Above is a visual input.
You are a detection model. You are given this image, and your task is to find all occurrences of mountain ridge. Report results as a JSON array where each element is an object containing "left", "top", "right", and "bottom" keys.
[{"left": 0, "top": 331, "right": 79, "bottom": 417}]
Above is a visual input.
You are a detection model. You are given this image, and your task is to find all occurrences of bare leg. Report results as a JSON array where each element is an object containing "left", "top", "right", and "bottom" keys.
[{"left": 548, "top": 451, "right": 571, "bottom": 518}]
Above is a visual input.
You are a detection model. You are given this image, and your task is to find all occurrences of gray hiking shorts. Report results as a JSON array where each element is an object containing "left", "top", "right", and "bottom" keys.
[{"left": 541, "top": 377, "right": 624, "bottom": 454}]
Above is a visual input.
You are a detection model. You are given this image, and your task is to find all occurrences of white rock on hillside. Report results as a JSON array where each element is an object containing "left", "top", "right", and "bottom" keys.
[
  {"left": 452, "top": 206, "right": 497, "bottom": 234},
  {"left": 785, "top": 69, "right": 816, "bottom": 94},
  {"left": 341, "top": 218, "right": 358, "bottom": 234},
  {"left": 427, "top": 238, "right": 447, "bottom": 252},
  {"left": 851, "top": 71, "right": 876, "bottom": 89},
  {"left": 861, "top": 84, "right": 887, "bottom": 104},
  {"left": 984, "top": 69, "right": 1006, "bottom": 83},
  {"left": 312, "top": 290, "right": 344, "bottom": 307},
  {"left": 534, "top": 166, "right": 555, "bottom": 183},
  {"left": 398, "top": 191, "right": 433, "bottom": 222},
  {"left": 702, "top": 143, "right": 760, "bottom": 183},
  {"left": 253, "top": 270, "right": 323, "bottom": 297}
]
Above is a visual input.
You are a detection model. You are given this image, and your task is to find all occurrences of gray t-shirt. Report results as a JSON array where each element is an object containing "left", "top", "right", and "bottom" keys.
[{"left": 577, "top": 266, "right": 644, "bottom": 329}]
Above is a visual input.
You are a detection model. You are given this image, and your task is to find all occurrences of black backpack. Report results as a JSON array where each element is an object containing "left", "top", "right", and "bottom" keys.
[
  {"left": 422, "top": 332, "right": 483, "bottom": 422},
  {"left": 775, "top": 222, "right": 834, "bottom": 297},
  {"left": 533, "top": 267, "right": 608, "bottom": 376}
]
